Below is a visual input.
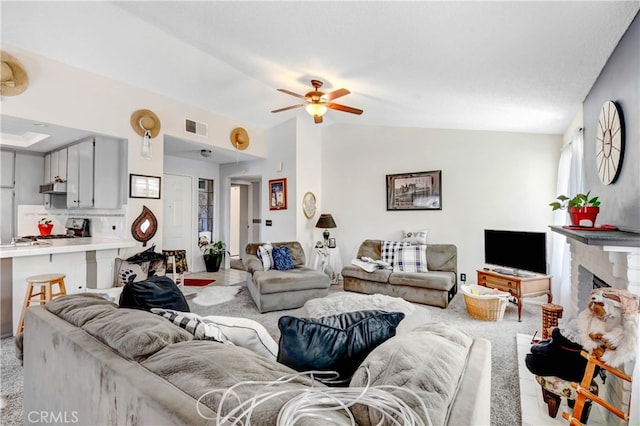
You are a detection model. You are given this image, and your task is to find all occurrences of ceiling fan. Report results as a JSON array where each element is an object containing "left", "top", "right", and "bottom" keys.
[{"left": 271, "top": 79, "right": 363, "bottom": 124}]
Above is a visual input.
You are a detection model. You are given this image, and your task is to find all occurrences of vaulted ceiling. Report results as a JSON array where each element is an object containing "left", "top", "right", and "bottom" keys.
[{"left": 2, "top": 1, "right": 639, "bottom": 135}]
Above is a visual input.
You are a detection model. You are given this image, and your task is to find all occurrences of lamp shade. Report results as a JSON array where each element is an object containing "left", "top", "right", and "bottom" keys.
[{"left": 315, "top": 214, "right": 337, "bottom": 229}]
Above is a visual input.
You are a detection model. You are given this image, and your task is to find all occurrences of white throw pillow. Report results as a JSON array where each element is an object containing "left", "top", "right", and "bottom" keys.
[
  {"left": 151, "top": 310, "right": 278, "bottom": 359},
  {"left": 381, "top": 240, "right": 410, "bottom": 267},
  {"left": 401, "top": 229, "right": 429, "bottom": 245},
  {"left": 113, "top": 258, "right": 149, "bottom": 287},
  {"left": 393, "top": 244, "right": 429, "bottom": 273},
  {"left": 257, "top": 242, "right": 274, "bottom": 271},
  {"left": 199, "top": 315, "right": 278, "bottom": 360}
]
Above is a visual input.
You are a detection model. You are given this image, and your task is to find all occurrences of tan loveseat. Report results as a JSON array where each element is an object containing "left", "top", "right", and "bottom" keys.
[
  {"left": 244, "top": 241, "right": 331, "bottom": 313},
  {"left": 342, "top": 239, "right": 458, "bottom": 308}
]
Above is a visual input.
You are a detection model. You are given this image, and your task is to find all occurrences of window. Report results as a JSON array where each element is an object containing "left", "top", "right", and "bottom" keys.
[{"left": 198, "top": 179, "right": 214, "bottom": 238}]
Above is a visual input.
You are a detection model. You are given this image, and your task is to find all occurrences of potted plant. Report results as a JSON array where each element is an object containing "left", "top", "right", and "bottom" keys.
[
  {"left": 37, "top": 218, "right": 53, "bottom": 236},
  {"left": 549, "top": 191, "right": 601, "bottom": 227},
  {"left": 199, "top": 239, "right": 230, "bottom": 272}
]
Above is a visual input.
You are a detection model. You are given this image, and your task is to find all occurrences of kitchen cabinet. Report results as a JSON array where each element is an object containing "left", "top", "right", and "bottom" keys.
[
  {"left": 42, "top": 136, "right": 124, "bottom": 209},
  {"left": 44, "top": 147, "right": 68, "bottom": 209},
  {"left": 93, "top": 137, "right": 124, "bottom": 208},
  {"left": 43, "top": 147, "right": 68, "bottom": 184},
  {"left": 67, "top": 139, "right": 94, "bottom": 208},
  {"left": 0, "top": 150, "right": 14, "bottom": 186},
  {"left": 1, "top": 151, "right": 15, "bottom": 243}
]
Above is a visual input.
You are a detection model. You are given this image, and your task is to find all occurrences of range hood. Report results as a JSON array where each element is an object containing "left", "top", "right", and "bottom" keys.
[{"left": 39, "top": 182, "right": 67, "bottom": 194}]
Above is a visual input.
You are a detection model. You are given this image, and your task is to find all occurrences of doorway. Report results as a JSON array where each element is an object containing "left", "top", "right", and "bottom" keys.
[
  {"left": 162, "top": 173, "right": 193, "bottom": 271},
  {"left": 229, "top": 179, "right": 261, "bottom": 261}
]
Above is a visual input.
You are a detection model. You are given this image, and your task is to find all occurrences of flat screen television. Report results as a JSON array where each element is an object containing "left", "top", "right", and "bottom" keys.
[{"left": 484, "top": 229, "right": 547, "bottom": 276}]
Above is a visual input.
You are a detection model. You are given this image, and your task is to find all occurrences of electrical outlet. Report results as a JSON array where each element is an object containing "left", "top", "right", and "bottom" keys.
[{"left": 460, "top": 273, "right": 466, "bottom": 282}]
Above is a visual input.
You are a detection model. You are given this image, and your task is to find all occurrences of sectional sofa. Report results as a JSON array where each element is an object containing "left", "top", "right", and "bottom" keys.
[{"left": 23, "top": 293, "right": 491, "bottom": 425}]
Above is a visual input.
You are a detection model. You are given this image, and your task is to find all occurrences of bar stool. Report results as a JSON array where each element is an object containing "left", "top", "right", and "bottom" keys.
[{"left": 16, "top": 273, "right": 67, "bottom": 334}]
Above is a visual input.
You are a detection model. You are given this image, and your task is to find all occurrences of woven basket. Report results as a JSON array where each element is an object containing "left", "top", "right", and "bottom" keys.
[
  {"left": 542, "top": 303, "right": 564, "bottom": 339},
  {"left": 461, "top": 284, "right": 509, "bottom": 321}
]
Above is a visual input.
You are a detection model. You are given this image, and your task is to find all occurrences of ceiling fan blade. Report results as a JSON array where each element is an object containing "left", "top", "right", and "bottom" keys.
[
  {"left": 326, "top": 102, "right": 363, "bottom": 115},
  {"left": 271, "top": 104, "right": 305, "bottom": 113},
  {"left": 314, "top": 115, "right": 323, "bottom": 124},
  {"left": 277, "top": 88, "right": 306, "bottom": 99},
  {"left": 325, "top": 88, "right": 350, "bottom": 101}
]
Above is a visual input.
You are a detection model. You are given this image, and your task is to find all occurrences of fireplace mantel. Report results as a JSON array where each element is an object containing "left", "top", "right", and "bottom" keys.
[{"left": 549, "top": 225, "right": 640, "bottom": 248}]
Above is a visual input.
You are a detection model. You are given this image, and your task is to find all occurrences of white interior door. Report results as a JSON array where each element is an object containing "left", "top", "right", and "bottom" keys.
[{"left": 163, "top": 174, "right": 193, "bottom": 271}]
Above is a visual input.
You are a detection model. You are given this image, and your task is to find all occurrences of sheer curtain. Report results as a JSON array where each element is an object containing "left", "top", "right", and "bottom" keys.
[{"left": 551, "top": 129, "right": 584, "bottom": 305}]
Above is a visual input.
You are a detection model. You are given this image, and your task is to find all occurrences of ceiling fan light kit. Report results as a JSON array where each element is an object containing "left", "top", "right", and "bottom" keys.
[{"left": 272, "top": 79, "right": 363, "bottom": 124}]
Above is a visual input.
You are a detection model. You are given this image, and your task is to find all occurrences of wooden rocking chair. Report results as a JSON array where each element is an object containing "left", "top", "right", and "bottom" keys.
[{"left": 562, "top": 351, "right": 632, "bottom": 425}]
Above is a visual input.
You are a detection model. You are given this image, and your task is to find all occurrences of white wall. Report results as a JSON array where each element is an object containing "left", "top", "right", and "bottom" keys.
[
  {"left": 321, "top": 124, "right": 563, "bottom": 281},
  {"left": 295, "top": 118, "right": 323, "bottom": 255}
]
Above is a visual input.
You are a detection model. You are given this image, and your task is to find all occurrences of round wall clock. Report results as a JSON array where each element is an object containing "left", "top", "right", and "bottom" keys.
[
  {"left": 595, "top": 100, "right": 624, "bottom": 185},
  {"left": 302, "top": 192, "right": 317, "bottom": 219}
]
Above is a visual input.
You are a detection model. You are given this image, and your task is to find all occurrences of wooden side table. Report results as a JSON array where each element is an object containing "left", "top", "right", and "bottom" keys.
[{"left": 477, "top": 269, "right": 552, "bottom": 321}]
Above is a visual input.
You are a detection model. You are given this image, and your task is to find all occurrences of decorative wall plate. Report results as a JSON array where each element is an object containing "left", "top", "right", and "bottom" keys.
[
  {"left": 131, "top": 205, "right": 158, "bottom": 246},
  {"left": 302, "top": 191, "right": 317, "bottom": 219},
  {"left": 595, "top": 100, "right": 624, "bottom": 185}
]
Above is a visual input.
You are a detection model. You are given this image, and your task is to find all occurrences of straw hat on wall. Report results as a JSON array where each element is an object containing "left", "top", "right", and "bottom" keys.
[
  {"left": 230, "top": 127, "right": 250, "bottom": 150},
  {"left": 130, "top": 109, "right": 161, "bottom": 138},
  {"left": 1, "top": 51, "right": 29, "bottom": 96}
]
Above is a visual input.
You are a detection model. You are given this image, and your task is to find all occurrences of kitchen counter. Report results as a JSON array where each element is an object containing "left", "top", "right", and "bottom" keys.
[
  {"left": 0, "top": 237, "right": 137, "bottom": 258},
  {"left": 1, "top": 237, "right": 138, "bottom": 337}
]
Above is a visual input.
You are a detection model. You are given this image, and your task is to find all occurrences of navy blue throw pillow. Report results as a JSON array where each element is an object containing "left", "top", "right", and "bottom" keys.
[
  {"left": 272, "top": 246, "right": 295, "bottom": 271},
  {"left": 277, "top": 310, "right": 405, "bottom": 386}
]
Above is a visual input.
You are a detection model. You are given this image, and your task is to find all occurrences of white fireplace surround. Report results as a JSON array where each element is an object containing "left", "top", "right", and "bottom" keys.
[{"left": 565, "top": 239, "right": 639, "bottom": 425}]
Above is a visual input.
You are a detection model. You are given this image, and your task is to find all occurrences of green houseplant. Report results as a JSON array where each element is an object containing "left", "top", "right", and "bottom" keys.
[
  {"left": 199, "top": 239, "right": 230, "bottom": 272},
  {"left": 549, "top": 191, "right": 600, "bottom": 227}
]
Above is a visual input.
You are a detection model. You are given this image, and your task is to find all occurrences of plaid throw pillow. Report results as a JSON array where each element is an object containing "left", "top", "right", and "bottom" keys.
[
  {"left": 257, "top": 243, "right": 274, "bottom": 271},
  {"left": 393, "top": 245, "right": 429, "bottom": 273},
  {"left": 382, "top": 241, "right": 410, "bottom": 266}
]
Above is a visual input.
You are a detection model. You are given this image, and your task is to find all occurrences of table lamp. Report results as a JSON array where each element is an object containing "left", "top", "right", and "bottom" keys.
[{"left": 315, "top": 214, "right": 337, "bottom": 245}]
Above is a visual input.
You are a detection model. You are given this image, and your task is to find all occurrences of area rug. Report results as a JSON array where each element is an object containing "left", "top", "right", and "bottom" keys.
[
  {"left": 191, "top": 285, "right": 241, "bottom": 306},
  {"left": 184, "top": 278, "right": 216, "bottom": 287}
]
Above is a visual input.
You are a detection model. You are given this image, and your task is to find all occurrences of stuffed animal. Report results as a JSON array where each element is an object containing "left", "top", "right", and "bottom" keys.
[{"left": 578, "top": 288, "right": 639, "bottom": 368}]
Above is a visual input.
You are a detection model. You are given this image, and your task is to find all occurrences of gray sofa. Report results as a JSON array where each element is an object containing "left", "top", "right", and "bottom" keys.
[
  {"left": 244, "top": 241, "right": 331, "bottom": 313},
  {"left": 342, "top": 240, "right": 458, "bottom": 308},
  {"left": 23, "top": 293, "right": 491, "bottom": 426}
]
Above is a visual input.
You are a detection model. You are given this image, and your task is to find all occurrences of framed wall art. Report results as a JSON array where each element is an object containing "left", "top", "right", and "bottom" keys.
[
  {"left": 129, "top": 174, "right": 161, "bottom": 199},
  {"left": 386, "top": 170, "right": 442, "bottom": 210},
  {"left": 269, "top": 178, "right": 287, "bottom": 210}
]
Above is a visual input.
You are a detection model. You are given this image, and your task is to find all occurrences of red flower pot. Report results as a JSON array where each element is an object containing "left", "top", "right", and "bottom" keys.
[
  {"left": 38, "top": 224, "right": 53, "bottom": 236},
  {"left": 568, "top": 206, "right": 599, "bottom": 227}
]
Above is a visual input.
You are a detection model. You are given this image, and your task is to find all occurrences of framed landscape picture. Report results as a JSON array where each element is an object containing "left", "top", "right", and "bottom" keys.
[
  {"left": 386, "top": 170, "right": 442, "bottom": 210},
  {"left": 269, "top": 178, "right": 287, "bottom": 210}
]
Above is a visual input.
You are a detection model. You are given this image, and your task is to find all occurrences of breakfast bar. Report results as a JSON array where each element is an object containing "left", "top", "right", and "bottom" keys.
[{"left": 0, "top": 237, "right": 136, "bottom": 337}]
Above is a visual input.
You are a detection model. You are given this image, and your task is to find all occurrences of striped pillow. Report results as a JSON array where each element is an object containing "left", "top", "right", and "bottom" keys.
[
  {"left": 382, "top": 240, "right": 410, "bottom": 266},
  {"left": 393, "top": 244, "right": 429, "bottom": 273},
  {"left": 257, "top": 243, "right": 274, "bottom": 271},
  {"left": 151, "top": 308, "right": 229, "bottom": 343}
]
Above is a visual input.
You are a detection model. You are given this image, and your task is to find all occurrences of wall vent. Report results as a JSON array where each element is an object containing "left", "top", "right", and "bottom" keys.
[{"left": 185, "top": 119, "right": 208, "bottom": 137}]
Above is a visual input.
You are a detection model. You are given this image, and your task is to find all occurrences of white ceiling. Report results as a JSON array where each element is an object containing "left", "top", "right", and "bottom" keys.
[{"left": 1, "top": 1, "right": 639, "bottom": 157}]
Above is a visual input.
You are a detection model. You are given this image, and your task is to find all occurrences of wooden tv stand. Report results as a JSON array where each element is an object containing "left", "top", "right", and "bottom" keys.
[{"left": 476, "top": 269, "right": 552, "bottom": 322}]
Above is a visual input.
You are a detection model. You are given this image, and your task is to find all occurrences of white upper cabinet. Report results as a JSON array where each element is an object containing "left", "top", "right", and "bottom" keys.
[
  {"left": 67, "top": 139, "right": 94, "bottom": 208},
  {"left": 0, "top": 151, "right": 15, "bottom": 187}
]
